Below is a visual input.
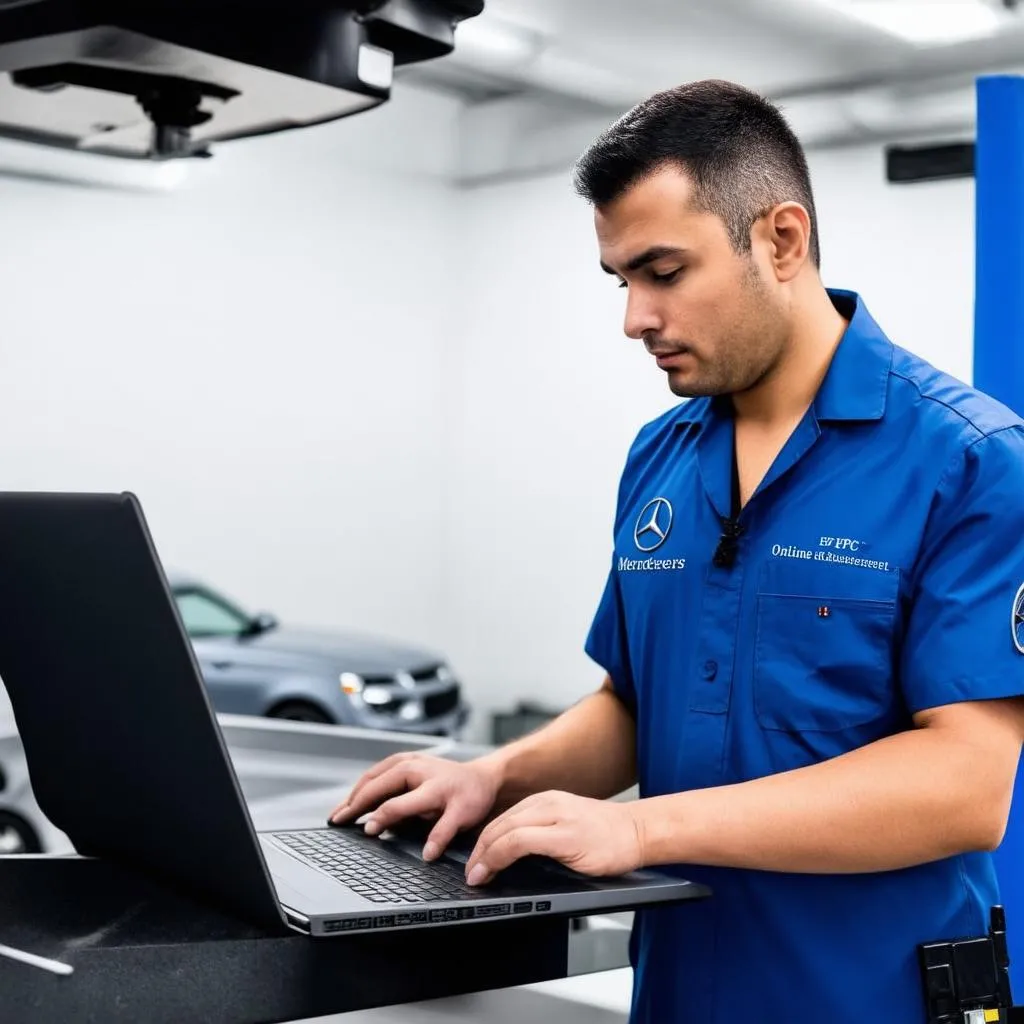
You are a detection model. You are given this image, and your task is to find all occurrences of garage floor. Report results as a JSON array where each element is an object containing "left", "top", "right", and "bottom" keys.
[{"left": 299, "top": 986, "right": 628, "bottom": 1023}]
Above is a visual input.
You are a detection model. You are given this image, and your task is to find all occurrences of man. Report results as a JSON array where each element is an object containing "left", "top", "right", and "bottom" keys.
[{"left": 330, "top": 80, "right": 1024, "bottom": 1023}]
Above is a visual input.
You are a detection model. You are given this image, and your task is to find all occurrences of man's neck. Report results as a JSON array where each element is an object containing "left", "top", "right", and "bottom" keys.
[{"left": 732, "top": 284, "right": 849, "bottom": 428}]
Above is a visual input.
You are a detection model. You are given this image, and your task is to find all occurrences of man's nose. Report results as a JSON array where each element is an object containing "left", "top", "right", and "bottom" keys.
[{"left": 624, "top": 290, "right": 664, "bottom": 341}]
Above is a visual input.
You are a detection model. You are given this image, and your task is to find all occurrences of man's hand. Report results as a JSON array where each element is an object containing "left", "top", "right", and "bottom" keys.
[
  {"left": 463, "top": 790, "right": 645, "bottom": 887},
  {"left": 328, "top": 753, "right": 501, "bottom": 862}
]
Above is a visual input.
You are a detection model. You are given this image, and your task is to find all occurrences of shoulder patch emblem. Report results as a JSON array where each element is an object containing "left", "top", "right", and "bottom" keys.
[{"left": 1013, "top": 582, "right": 1024, "bottom": 655}]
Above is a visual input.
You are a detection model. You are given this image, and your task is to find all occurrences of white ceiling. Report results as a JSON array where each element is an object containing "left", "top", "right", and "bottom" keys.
[
  {"left": 410, "top": 0, "right": 1024, "bottom": 103},
  {"left": 397, "top": 0, "right": 1024, "bottom": 181},
  {"left": 464, "top": 0, "right": 893, "bottom": 99}
]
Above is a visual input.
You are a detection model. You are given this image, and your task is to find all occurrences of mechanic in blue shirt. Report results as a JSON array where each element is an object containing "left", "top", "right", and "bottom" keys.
[{"left": 332, "top": 79, "right": 1024, "bottom": 1023}]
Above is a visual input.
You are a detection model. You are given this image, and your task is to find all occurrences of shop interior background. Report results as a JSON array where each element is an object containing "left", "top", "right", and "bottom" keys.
[{"left": 0, "top": 0, "right": 1000, "bottom": 744}]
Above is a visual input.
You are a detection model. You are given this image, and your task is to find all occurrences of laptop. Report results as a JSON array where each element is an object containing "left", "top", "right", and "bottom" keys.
[{"left": 0, "top": 491, "right": 709, "bottom": 937}]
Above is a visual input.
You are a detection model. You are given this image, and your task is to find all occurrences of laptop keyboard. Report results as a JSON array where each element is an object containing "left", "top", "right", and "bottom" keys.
[{"left": 272, "top": 829, "right": 483, "bottom": 904}]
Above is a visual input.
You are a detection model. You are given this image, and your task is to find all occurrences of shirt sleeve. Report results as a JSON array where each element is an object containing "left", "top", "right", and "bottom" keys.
[
  {"left": 584, "top": 562, "right": 637, "bottom": 713},
  {"left": 584, "top": 434, "right": 643, "bottom": 713},
  {"left": 900, "top": 425, "right": 1024, "bottom": 714}
]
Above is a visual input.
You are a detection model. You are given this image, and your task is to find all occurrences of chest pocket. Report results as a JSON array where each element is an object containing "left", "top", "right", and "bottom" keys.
[{"left": 753, "top": 559, "right": 900, "bottom": 732}]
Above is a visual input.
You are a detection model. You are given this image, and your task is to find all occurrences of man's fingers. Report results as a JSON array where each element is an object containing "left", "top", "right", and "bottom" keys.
[
  {"left": 466, "top": 805, "right": 559, "bottom": 879},
  {"left": 472, "top": 793, "right": 548, "bottom": 851},
  {"left": 330, "top": 764, "right": 416, "bottom": 824},
  {"left": 423, "top": 806, "right": 474, "bottom": 862},
  {"left": 471, "top": 792, "right": 560, "bottom": 859},
  {"left": 363, "top": 786, "right": 442, "bottom": 835},
  {"left": 329, "top": 754, "right": 415, "bottom": 821},
  {"left": 347, "top": 766, "right": 417, "bottom": 821},
  {"left": 466, "top": 826, "right": 564, "bottom": 885}
]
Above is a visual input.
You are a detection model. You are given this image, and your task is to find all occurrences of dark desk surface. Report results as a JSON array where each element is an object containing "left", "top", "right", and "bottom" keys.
[{"left": 0, "top": 856, "right": 579, "bottom": 1024}]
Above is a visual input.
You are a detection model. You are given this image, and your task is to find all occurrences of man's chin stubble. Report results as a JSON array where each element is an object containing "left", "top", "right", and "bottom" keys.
[{"left": 667, "top": 375, "right": 723, "bottom": 399}]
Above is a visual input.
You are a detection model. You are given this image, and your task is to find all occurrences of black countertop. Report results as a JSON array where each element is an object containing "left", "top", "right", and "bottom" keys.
[{"left": 0, "top": 856, "right": 574, "bottom": 1024}]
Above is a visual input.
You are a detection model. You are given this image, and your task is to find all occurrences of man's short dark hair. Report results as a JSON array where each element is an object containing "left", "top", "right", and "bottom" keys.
[{"left": 574, "top": 79, "right": 821, "bottom": 269}]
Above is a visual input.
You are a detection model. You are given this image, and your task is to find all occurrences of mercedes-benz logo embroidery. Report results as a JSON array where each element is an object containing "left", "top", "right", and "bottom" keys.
[
  {"left": 634, "top": 497, "right": 673, "bottom": 553},
  {"left": 1013, "top": 583, "right": 1024, "bottom": 655}
]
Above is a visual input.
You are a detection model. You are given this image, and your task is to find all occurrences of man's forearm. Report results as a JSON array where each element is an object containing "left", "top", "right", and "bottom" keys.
[
  {"left": 477, "top": 678, "right": 636, "bottom": 812},
  {"left": 634, "top": 721, "right": 1013, "bottom": 874}
]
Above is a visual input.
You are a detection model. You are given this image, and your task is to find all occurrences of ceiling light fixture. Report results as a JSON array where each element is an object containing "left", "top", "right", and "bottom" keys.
[
  {"left": 822, "top": 0, "right": 1009, "bottom": 46},
  {"left": 452, "top": 14, "right": 541, "bottom": 70}
]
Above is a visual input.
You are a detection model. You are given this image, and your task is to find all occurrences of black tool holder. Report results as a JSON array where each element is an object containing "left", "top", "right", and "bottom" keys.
[{"left": 920, "top": 905, "right": 1024, "bottom": 1023}]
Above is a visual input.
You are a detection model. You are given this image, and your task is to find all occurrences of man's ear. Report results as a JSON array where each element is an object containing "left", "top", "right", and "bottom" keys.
[{"left": 756, "top": 202, "right": 812, "bottom": 283}]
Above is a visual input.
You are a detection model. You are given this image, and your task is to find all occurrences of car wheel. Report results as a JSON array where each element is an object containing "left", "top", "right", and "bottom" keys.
[
  {"left": 0, "top": 811, "right": 42, "bottom": 854},
  {"left": 268, "top": 701, "right": 333, "bottom": 725}
]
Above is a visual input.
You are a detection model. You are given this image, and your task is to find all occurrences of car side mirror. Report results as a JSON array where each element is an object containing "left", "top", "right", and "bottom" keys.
[{"left": 245, "top": 612, "right": 278, "bottom": 636}]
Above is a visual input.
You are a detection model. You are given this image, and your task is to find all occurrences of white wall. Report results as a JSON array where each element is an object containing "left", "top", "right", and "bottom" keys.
[
  {"left": 445, "top": 172, "right": 674, "bottom": 738},
  {"left": 0, "top": 82, "right": 978, "bottom": 742},
  {"left": 0, "top": 84, "right": 462, "bottom": 659},
  {"left": 448, "top": 143, "right": 976, "bottom": 737},
  {"left": 810, "top": 144, "right": 976, "bottom": 384}
]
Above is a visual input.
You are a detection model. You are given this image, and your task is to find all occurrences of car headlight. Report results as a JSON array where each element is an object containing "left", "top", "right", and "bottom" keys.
[
  {"left": 436, "top": 664, "right": 454, "bottom": 683},
  {"left": 362, "top": 685, "right": 394, "bottom": 707},
  {"left": 340, "top": 672, "right": 364, "bottom": 696}
]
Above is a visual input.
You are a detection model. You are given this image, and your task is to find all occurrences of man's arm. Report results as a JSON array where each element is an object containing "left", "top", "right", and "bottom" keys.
[
  {"left": 635, "top": 697, "right": 1024, "bottom": 874},
  {"left": 463, "top": 697, "right": 1024, "bottom": 886},
  {"left": 477, "top": 676, "right": 637, "bottom": 812}
]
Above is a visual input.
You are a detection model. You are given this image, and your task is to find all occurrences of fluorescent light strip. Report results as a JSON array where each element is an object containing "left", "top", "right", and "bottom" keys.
[
  {"left": 825, "top": 0, "right": 1005, "bottom": 46},
  {"left": 454, "top": 15, "right": 541, "bottom": 68}
]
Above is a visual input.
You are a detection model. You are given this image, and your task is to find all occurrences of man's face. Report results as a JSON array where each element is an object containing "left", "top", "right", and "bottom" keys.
[{"left": 596, "top": 165, "right": 790, "bottom": 399}]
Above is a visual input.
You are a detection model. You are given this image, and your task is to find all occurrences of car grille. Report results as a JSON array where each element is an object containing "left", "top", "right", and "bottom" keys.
[
  {"left": 362, "top": 664, "right": 443, "bottom": 689},
  {"left": 362, "top": 664, "right": 460, "bottom": 721},
  {"left": 411, "top": 663, "right": 443, "bottom": 682},
  {"left": 371, "top": 686, "right": 459, "bottom": 719},
  {"left": 423, "top": 688, "right": 459, "bottom": 717}
]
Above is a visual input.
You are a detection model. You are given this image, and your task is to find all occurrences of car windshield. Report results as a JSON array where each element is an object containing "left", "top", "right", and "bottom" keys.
[{"left": 174, "top": 588, "right": 251, "bottom": 639}]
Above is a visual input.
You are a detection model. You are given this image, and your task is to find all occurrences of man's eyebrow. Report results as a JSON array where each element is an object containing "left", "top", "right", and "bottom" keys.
[{"left": 600, "top": 246, "right": 689, "bottom": 276}]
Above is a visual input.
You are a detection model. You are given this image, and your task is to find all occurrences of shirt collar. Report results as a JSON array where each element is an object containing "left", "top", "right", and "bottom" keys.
[
  {"left": 672, "top": 288, "right": 892, "bottom": 430},
  {"left": 814, "top": 288, "right": 893, "bottom": 423}
]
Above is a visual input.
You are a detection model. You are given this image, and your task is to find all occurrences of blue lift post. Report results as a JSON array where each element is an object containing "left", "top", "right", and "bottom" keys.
[{"left": 975, "top": 74, "right": 1024, "bottom": 996}]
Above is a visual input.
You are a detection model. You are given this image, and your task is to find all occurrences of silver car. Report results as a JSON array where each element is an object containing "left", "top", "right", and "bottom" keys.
[
  {"left": 0, "top": 725, "right": 67, "bottom": 855},
  {"left": 169, "top": 574, "right": 469, "bottom": 737}
]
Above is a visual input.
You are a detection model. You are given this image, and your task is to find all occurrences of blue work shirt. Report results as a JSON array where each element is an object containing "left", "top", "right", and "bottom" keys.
[{"left": 585, "top": 289, "right": 1024, "bottom": 1024}]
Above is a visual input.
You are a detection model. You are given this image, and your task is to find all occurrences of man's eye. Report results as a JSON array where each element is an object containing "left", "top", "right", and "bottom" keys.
[{"left": 616, "top": 269, "right": 682, "bottom": 288}]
